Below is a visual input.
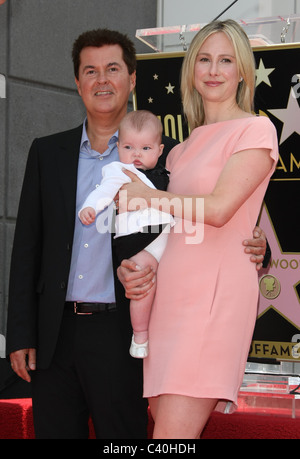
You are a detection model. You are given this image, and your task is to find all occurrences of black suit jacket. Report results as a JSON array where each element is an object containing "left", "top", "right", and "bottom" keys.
[{"left": 6, "top": 124, "right": 179, "bottom": 369}]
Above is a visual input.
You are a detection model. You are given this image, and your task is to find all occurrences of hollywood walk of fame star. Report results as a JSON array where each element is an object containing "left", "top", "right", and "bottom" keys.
[
  {"left": 257, "top": 206, "right": 300, "bottom": 329},
  {"left": 268, "top": 87, "right": 300, "bottom": 144}
]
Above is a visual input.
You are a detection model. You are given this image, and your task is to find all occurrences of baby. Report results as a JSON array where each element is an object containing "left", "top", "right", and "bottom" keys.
[{"left": 79, "top": 110, "right": 174, "bottom": 358}]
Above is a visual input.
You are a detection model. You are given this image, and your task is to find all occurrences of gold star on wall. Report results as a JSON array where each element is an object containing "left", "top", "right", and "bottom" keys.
[
  {"left": 256, "top": 58, "right": 275, "bottom": 87},
  {"left": 165, "top": 82, "right": 175, "bottom": 94}
]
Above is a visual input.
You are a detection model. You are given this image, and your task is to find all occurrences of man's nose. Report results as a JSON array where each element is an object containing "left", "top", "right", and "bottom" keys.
[{"left": 97, "top": 70, "right": 109, "bottom": 83}]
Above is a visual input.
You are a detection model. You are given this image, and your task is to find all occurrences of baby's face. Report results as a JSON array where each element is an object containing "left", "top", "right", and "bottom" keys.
[{"left": 118, "top": 125, "right": 164, "bottom": 170}]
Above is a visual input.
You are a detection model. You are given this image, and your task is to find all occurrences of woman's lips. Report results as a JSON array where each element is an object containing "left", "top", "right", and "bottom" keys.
[{"left": 205, "top": 81, "right": 222, "bottom": 87}]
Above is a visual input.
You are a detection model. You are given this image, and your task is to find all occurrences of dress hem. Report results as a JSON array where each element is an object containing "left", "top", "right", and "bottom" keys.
[{"left": 144, "top": 392, "right": 238, "bottom": 414}]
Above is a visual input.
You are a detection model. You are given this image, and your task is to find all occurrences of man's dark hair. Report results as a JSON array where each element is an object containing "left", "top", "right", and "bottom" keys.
[{"left": 72, "top": 28, "right": 136, "bottom": 79}]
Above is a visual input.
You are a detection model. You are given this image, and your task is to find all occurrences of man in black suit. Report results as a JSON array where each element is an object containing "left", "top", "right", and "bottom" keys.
[{"left": 6, "top": 28, "right": 268, "bottom": 439}]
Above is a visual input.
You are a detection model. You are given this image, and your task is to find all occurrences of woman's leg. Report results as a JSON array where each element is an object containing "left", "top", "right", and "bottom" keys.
[
  {"left": 149, "top": 395, "right": 159, "bottom": 421},
  {"left": 152, "top": 394, "right": 218, "bottom": 439}
]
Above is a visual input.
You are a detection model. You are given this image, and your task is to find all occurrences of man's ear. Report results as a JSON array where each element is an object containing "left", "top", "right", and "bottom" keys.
[
  {"left": 130, "top": 71, "right": 136, "bottom": 92},
  {"left": 75, "top": 77, "right": 81, "bottom": 96}
]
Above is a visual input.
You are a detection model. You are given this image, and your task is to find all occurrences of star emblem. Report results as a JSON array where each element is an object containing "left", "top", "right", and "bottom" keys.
[
  {"left": 255, "top": 58, "right": 275, "bottom": 87},
  {"left": 165, "top": 82, "right": 175, "bottom": 94},
  {"left": 268, "top": 87, "right": 300, "bottom": 144},
  {"left": 153, "top": 74, "right": 159, "bottom": 80},
  {"left": 148, "top": 97, "right": 153, "bottom": 104},
  {"left": 258, "top": 206, "right": 300, "bottom": 331}
]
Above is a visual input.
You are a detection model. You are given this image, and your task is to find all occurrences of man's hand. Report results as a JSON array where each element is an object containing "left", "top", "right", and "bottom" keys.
[
  {"left": 10, "top": 348, "right": 36, "bottom": 383},
  {"left": 117, "top": 259, "right": 155, "bottom": 300},
  {"left": 243, "top": 225, "right": 267, "bottom": 271}
]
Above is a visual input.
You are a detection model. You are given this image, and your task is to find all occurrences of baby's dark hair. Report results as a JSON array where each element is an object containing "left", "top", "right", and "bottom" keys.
[{"left": 119, "top": 110, "right": 163, "bottom": 139}]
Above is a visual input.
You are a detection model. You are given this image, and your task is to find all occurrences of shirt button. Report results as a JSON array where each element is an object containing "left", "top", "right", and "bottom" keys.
[
  {"left": 84, "top": 243, "right": 89, "bottom": 248},
  {"left": 99, "top": 156, "right": 103, "bottom": 160},
  {"left": 78, "top": 275, "right": 83, "bottom": 279}
]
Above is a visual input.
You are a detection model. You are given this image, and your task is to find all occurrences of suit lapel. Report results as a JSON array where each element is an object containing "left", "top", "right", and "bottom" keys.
[{"left": 57, "top": 125, "right": 83, "bottom": 234}]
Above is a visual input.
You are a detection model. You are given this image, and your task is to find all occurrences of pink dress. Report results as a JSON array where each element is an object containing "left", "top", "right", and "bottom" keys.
[{"left": 143, "top": 116, "right": 278, "bottom": 413}]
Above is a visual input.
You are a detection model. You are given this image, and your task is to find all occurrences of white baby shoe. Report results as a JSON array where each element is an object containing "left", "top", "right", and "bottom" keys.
[{"left": 129, "top": 335, "right": 149, "bottom": 358}]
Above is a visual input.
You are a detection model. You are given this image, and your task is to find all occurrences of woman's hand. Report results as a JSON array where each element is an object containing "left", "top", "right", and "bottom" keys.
[
  {"left": 119, "top": 169, "right": 152, "bottom": 213},
  {"left": 243, "top": 226, "right": 267, "bottom": 270}
]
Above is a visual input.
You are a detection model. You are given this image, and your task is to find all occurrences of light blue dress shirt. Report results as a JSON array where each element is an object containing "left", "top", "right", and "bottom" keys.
[{"left": 66, "top": 120, "right": 119, "bottom": 303}]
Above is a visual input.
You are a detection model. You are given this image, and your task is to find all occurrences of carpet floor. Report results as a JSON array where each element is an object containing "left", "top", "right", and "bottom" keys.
[{"left": 1, "top": 394, "right": 300, "bottom": 439}]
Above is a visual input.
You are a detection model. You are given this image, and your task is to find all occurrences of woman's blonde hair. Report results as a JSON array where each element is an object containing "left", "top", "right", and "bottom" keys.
[{"left": 181, "top": 19, "right": 256, "bottom": 130}]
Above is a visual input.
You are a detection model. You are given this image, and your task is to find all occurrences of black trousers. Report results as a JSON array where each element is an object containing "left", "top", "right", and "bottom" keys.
[{"left": 31, "top": 308, "right": 148, "bottom": 439}]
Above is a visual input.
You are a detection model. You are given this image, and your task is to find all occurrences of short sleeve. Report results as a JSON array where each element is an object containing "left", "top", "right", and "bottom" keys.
[{"left": 232, "top": 116, "right": 279, "bottom": 164}]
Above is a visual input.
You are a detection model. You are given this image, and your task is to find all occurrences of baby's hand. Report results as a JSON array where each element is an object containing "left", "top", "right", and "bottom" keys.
[{"left": 79, "top": 207, "right": 96, "bottom": 225}]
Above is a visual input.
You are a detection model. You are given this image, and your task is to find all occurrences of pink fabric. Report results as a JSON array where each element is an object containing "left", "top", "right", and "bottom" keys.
[{"left": 143, "top": 116, "right": 278, "bottom": 412}]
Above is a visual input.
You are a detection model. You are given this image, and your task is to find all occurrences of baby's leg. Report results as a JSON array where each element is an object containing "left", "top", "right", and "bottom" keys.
[{"left": 129, "top": 249, "right": 158, "bottom": 358}]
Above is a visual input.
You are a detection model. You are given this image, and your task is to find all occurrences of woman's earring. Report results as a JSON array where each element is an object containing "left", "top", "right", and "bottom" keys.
[{"left": 239, "top": 76, "right": 243, "bottom": 82}]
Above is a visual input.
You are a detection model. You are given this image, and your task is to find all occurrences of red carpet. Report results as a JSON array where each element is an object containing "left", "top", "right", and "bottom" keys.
[
  {"left": 0, "top": 399, "right": 35, "bottom": 439},
  {"left": 1, "top": 395, "right": 300, "bottom": 439}
]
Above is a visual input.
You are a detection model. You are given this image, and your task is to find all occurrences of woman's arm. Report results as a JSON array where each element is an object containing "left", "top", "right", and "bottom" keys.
[
  {"left": 117, "top": 225, "right": 269, "bottom": 300},
  {"left": 120, "top": 147, "right": 274, "bottom": 227}
]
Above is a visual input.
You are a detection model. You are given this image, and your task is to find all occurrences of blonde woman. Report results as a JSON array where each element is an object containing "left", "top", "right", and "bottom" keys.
[{"left": 121, "top": 19, "right": 278, "bottom": 438}]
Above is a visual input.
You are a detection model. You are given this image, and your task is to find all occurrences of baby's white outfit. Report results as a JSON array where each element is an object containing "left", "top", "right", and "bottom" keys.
[
  {"left": 79, "top": 161, "right": 175, "bottom": 262},
  {"left": 80, "top": 161, "right": 175, "bottom": 359}
]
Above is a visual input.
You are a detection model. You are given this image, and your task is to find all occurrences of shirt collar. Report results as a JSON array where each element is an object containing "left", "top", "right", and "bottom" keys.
[
  {"left": 80, "top": 118, "right": 119, "bottom": 155},
  {"left": 80, "top": 118, "right": 90, "bottom": 151}
]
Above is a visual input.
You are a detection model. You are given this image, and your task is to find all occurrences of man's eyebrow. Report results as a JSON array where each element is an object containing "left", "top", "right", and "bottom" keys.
[
  {"left": 82, "top": 64, "right": 96, "bottom": 72},
  {"left": 82, "top": 62, "right": 121, "bottom": 72},
  {"left": 107, "top": 61, "right": 121, "bottom": 67}
]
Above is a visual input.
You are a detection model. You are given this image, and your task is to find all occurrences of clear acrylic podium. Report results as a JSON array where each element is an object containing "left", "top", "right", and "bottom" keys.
[
  {"left": 136, "top": 14, "right": 300, "bottom": 419},
  {"left": 136, "top": 14, "right": 300, "bottom": 52},
  {"left": 240, "top": 362, "right": 300, "bottom": 418}
]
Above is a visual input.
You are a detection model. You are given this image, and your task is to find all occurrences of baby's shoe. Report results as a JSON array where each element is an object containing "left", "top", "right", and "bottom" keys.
[{"left": 129, "top": 335, "right": 149, "bottom": 358}]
